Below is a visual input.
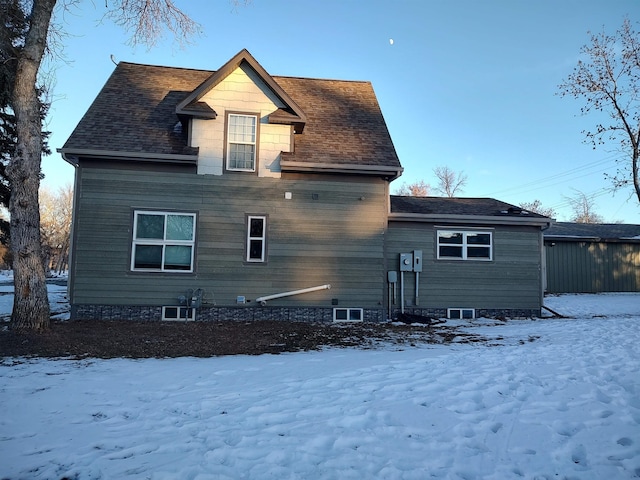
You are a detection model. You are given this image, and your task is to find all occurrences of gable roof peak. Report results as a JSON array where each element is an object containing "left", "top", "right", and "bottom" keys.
[{"left": 175, "top": 49, "right": 307, "bottom": 131}]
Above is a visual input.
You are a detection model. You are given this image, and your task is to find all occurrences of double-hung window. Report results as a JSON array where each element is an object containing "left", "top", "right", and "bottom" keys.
[
  {"left": 132, "top": 211, "right": 196, "bottom": 272},
  {"left": 227, "top": 113, "right": 257, "bottom": 171},
  {"left": 246, "top": 215, "right": 267, "bottom": 262},
  {"left": 437, "top": 230, "right": 492, "bottom": 261}
]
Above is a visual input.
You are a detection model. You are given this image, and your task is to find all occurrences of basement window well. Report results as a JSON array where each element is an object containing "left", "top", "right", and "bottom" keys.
[{"left": 333, "top": 308, "right": 363, "bottom": 322}]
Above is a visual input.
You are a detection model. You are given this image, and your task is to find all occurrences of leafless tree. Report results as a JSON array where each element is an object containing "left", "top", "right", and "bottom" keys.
[
  {"left": 566, "top": 190, "right": 604, "bottom": 223},
  {"left": 3, "top": 0, "right": 214, "bottom": 331},
  {"left": 39, "top": 183, "right": 73, "bottom": 274},
  {"left": 433, "top": 166, "right": 467, "bottom": 197},
  {"left": 394, "top": 180, "right": 430, "bottom": 197},
  {"left": 519, "top": 199, "right": 556, "bottom": 218},
  {"left": 558, "top": 18, "right": 640, "bottom": 205}
]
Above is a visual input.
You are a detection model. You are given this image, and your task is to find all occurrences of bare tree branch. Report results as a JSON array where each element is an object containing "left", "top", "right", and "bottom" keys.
[
  {"left": 565, "top": 190, "right": 604, "bottom": 223},
  {"left": 394, "top": 180, "right": 430, "bottom": 197},
  {"left": 519, "top": 199, "right": 556, "bottom": 218},
  {"left": 433, "top": 166, "right": 467, "bottom": 197},
  {"left": 558, "top": 17, "right": 640, "bottom": 204},
  {"left": 104, "top": 0, "right": 201, "bottom": 48}
]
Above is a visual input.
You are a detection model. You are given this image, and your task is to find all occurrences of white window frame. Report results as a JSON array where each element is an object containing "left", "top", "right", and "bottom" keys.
[
  {"left": 447, "top": 308, "right": 475, "bottom": 320},
  {"left": 437, "top": 230, "right": 493, "bottom": 261},
  {"left": 226, "top": 113, "right": 258, "bottom": 172},
  {"left": 246, "top": 215, "right": 267, "bottom": 263},
  {"left": 333, "top": 308, "right": 364, "bottom": 323},
  {"left": 162, "top": 306, "right": 196, "bottom": 321},
  {"left": 131, "top": 210, "right": 196, "bottom": 273}
]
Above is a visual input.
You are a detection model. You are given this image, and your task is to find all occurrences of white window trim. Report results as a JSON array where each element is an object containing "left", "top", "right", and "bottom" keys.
[
  {"left": 226, "top": 113, "right": 258, "bottom": 172},
  {"left": 162, "top": 306, "right": 196, "bottom": 321},
  {"left": 246, "top": 215, "right": 267, "bottom": 263},
  {"left": 333, "top": 307, "right": 364, "bottom": 323},
  {"left": 447, "top": 308, "right": 475, "bottom": 320},
  {"left": 437, "top": 230, "right": 493, "bottom": 261},
  {"left": 131, "top": 210, "right": 196, "bottom": 273}
]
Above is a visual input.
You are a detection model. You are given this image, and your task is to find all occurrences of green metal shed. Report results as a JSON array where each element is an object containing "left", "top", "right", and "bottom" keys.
[{"left": 544, "top": 223, "right": 640, "bottom": 293}]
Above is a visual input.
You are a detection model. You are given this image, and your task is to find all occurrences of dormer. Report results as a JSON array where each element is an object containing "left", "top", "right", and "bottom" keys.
[{"left": 176, "top": 49, "right": 307, "bottom": 177}]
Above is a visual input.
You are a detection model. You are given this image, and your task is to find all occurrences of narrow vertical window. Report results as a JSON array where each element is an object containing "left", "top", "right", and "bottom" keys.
[
  {"left": 227, "top": 114, "right": 257, "bottom": 171},
  {"left": 246, "top": 215, "right": 267, "bottom": 262}
]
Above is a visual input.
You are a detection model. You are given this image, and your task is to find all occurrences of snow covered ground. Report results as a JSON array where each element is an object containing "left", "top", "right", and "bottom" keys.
[
  {"left": 1, "top": 290, "right": 639, "bottom": 479},
  {"left": 0, "top": 271, "right": 70, "bottom": 322}
]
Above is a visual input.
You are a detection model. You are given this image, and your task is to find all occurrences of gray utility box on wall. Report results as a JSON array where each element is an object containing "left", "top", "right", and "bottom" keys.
[
  {"left": 399, "top": 252, "right": 413, "bottom": 272},
  {"left": 413, "top": 250, "right": 423, "bottom": 272}
]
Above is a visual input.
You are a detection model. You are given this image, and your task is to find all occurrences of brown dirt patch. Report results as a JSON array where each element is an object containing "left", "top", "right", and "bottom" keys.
[{"left": 0, "top": 319, "right": 488, "bottom": 359}]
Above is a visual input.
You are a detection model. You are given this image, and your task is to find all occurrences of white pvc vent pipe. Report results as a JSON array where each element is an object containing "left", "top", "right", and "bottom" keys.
[{"left": 255, "top": 284, "right": 331, "bottom": 306}]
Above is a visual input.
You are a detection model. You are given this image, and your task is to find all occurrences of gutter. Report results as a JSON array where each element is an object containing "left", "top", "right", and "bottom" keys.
[
  {"left": 281, "top": 160, "right": 403, "bottom": 180},
  {"left": 389, "top": 212, "right": 553, "bottom": 228},
  {"left": 58, "top": 148, "right": 198, "bottom": 167}
]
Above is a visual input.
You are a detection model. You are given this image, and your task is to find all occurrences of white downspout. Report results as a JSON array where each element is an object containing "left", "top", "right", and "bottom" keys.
[{"left": 255, "top": 284, "right": 331, "bottom": 306}]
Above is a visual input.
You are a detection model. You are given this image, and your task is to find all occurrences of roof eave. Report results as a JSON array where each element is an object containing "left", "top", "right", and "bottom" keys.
[
  {"left": 389, "top": 212, "right": 553, "bottom": 228},
  {"left": 58, "top": 148, "right": 198, "bottom": 166},
  {"left": 281, "top": 160, "right": 403, "bottom": 180},
  {"left": 544, "top": 235, "right": 640, "bottom": 243},
  {"left": 176, "top": 109, "right": 217, "bottom": 119}
]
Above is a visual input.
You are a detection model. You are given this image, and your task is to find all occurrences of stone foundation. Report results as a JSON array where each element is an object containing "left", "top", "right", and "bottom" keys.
[
  {"left": 71, "top": 304, "right": 386, "bottom": 323},
  {"left": 393, "top": 307, "right": 541, "bottom": 320}
]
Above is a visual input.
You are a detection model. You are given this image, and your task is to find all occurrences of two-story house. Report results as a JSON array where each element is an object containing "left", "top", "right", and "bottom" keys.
[{"left": 59, "top": 49, "right": 551, "bottom": 323}]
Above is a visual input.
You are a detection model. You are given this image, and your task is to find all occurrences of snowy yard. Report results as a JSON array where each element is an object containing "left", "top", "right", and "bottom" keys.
[{"left": 1, "top": 291, "right": 639, "bottom": 479}]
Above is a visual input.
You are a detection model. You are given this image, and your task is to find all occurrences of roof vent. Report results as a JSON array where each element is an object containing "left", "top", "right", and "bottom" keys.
[{"left": 508, "top": 207, "right": 523, "bottom": 215}]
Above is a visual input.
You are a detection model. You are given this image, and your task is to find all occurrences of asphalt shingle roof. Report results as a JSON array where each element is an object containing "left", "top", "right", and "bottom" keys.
[
  {"left": 63, "top": 63, "right": 208, "bottom": 156},
  {"left": 390, "top": 195, "right": 550, "bottom": 218},
  {"left": 62, "top": 60, "right": 401, "bottom": 171},
  {"left": 545, "top": 222, "right": 640, "bottom": 240}
]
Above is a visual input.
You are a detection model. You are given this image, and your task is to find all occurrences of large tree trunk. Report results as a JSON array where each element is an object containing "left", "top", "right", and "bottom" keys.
[{"left": 7, "top": 0, "right": 57, "bottom": 331}]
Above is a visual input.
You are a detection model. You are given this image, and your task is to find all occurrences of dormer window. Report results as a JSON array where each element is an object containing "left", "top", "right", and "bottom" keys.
[{"left": 226, "top": 113, "right": 258, "bottom": 172}]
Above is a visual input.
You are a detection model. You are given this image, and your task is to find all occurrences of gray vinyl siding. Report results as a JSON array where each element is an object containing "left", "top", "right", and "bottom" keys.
[
  {"left": 385, "top": 222, "right": 543, "bottom": 310},
  {"left": 69, "top": 167, "right": 387, "bottom": 309},
  {"left": 545, "top": 240, "right": 640, "bottom": 293}
]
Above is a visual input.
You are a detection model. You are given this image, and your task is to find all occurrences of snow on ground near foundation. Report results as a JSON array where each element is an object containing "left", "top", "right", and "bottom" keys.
[
  {"left": 0, "top": 272, "right": 69, "bottom": 322},
  {"left": 0, "top": 292, "right": 639, "bottom": 479}
]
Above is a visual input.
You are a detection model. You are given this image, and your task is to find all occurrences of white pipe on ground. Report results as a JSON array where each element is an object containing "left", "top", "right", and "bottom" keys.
[{"left": 255, "top": 284, "right": 331, "bottom": 306}]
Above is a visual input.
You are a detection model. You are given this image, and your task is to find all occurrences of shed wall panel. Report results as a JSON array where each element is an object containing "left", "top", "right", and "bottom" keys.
[{"left": 545, "top": 241, "right": 640, "bottom": 293}]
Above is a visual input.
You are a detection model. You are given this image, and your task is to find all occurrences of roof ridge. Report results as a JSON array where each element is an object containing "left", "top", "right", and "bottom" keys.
[
  {"left": 117, "top": 61, "right": 215, "bottom": 74},
  {"left": 116, "top": 61, "right": 369, "bottom": 84}
]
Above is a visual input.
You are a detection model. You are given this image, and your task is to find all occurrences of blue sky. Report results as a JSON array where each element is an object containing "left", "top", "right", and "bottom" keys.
[{"left": 44, "top": 0, "right": 640, "bottom": 223}]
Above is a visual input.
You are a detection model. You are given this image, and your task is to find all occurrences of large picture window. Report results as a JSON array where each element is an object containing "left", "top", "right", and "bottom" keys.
[
  {"left": 132, "top": 211, "right": 196, "bottom": 272},
  {"left": 437, "top": 230, "right": 492, "bottom": 261},
  {"left": 227, "top": 113, "right": 257, "bottom": 171},
  {"left": 246, "top": 215, "right": 267, "bottom": 262}
]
